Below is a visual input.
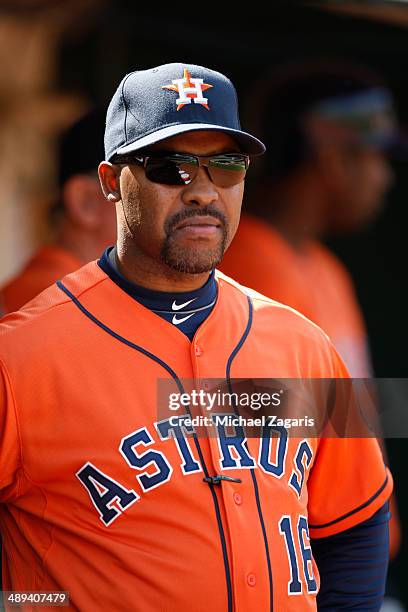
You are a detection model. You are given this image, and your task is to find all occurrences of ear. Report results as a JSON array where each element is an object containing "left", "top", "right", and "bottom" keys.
[
  {"left": 98, "top": 162, "right": 121, "bottom": 202},
  {"left": 63, "top": 175, "right": 109, "bottom": 230}
]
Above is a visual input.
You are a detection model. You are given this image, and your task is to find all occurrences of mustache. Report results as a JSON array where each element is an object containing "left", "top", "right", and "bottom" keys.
[{"left": 165, "top": 206, "right": 227, "bottom": 235}]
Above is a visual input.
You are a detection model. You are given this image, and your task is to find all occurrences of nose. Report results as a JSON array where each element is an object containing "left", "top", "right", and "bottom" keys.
[{"left": 181, "top": 166, "right": 219, "bottom": 207}]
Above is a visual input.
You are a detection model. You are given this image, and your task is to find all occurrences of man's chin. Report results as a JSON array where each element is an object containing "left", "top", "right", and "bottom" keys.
[
  {"left": 163, "top": 259, "right": 220, "bottom": 275},
  {"left": 161, "top": 248, "right": 224, "bottom": 275}
]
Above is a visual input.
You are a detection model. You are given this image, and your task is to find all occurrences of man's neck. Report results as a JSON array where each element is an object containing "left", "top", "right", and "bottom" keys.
[
  {"left": 115, "top": 244, "right": 212, "bottom": 292},
  {"left": 54, "top": 224, "right": 100, "bottom": 264}
]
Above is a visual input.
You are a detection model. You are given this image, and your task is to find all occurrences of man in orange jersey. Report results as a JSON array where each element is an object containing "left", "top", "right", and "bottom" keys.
[
  {"left": 219, "top": 60, "right": 403, "bottom": 605},
  {"left": 0, "top": 63, "right": 392, "bottom": 611},
  {"left": 220, "top": 61, "right": 400, "bottom": 556},
  {"left": 221, "top": 60, "right": 399, "bottom": 379},
  {"left": 0, "top": 109, "right": 117, "bottom": 315}
]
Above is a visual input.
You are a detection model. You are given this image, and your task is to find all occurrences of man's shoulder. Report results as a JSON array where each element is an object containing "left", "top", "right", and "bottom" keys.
[
  {"left": 0, "top": 261, "right": 106, "bottom": 343},
  {"left": 0, "top": 245, "right": 83, "bottom": 315},
  {"left": 308, "top": 240, "right": 353, "bottom": 280},
  {"left": 216, "top": 269, "right": 342, "bottom": 378},
  {"left": 216, "top": 269, "right": 330, "bottom": 340}
]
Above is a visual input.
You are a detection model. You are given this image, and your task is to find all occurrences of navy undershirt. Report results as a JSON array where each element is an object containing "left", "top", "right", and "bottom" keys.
[
  {"left": 311, "top": 501, "right": 390, "bottom": 610},
  {"left": 98, "top": 247, "right": 217, "bottom": 341},
  {"left": 97, "top": 246, "right": 390, "bottom": 608}
]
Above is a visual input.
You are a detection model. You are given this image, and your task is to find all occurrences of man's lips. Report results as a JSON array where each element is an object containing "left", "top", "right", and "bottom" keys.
[
  {"left": 171, "top": 215, "right": 223, "bottom": 238},
  {"left": 173, "top": 215, "right": 222, "bottom": 231}
]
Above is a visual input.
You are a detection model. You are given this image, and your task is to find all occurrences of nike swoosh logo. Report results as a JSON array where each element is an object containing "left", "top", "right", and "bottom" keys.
[
  {"left": 172, "top": 313, "right": 195, "bottom": 325},
  {"left": 172, "top": 298, "right": 197, "bottom": 311}
]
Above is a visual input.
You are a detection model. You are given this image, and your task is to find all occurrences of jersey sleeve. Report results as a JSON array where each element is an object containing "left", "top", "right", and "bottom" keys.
[
  {"left": 307, "top": 346, "right": 393, "bottom": 539},
  {"left": 0, "top": 359, "right": 21, "bottom": 501}
]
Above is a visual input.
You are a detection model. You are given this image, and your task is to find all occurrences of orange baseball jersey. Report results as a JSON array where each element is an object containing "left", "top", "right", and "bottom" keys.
[
  {"left": 0, "top": 263, "right": 392, "bottom": 611},
  {"left": 220, "top": 213, "right": 371, "bottom": 377},
  {"left": 220, "top": 213, "right": 402, "bottom": 559},
  {"left": 0, "top": 245, "right": 82, "bottom": 316}
]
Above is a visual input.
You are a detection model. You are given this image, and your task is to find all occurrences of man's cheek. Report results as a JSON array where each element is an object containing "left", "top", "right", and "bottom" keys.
[{"left": 226, "top": 204, "right": 242, "bottom": 245}]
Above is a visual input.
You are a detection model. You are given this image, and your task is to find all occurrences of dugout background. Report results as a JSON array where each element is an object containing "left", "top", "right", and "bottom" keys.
[{"left": 1, "top": 0, "right": 408, "bottom": 606}]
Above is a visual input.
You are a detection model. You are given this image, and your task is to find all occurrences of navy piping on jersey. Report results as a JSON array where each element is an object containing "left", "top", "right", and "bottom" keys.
[
  {"left": 56, "top": 279, "right": 233, "bottom": 612},
  {"left": 225, "top": 294, "right": 273, "bottom": 612},
  {"left": 309, "top": 472, "right": 389, "bottom": 530}
]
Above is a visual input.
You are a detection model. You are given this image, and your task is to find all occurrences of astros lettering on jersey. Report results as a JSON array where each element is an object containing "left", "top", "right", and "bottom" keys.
[{"left": 0, "top": 263, "right": 391, "bottom": 611}]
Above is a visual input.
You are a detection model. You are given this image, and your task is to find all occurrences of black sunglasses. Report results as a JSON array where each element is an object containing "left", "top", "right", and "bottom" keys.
[{"left": 112, "top": 151, "right": 250, "bottom": 188}]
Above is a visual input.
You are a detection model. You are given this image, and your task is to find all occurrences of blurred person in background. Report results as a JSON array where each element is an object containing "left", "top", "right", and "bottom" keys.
[
  {"left": 0, "top": 107, "right": 116, "bottom": 606},
  {"left": 219, "top": 59, "right": 404, "bottom": 610},
  {"left": 0, "top": 108, "right": 117, "bottom": 315},
  {"left": 221, "top": 60, "right": 397, "bottom": 378}
]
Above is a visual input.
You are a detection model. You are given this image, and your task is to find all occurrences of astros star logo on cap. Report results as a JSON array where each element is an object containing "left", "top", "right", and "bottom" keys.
[{"left": 162, "top": 68, "right": 213, "bottom": 111}]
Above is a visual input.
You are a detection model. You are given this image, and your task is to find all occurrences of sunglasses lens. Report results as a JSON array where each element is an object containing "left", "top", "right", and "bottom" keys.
[
  {"left": 145, "top": 156, "right": 199, "bottom": 186},
  {"left": 208, "top": 155, "right": 248, "bottom": 187},
  {"left": 144, "top": 154, "right": 248, "bottom": 187}
]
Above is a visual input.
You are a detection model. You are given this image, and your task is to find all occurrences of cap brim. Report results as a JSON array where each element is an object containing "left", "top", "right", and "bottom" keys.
[{"left": 113, "top": 123, "right": 266, "bottom": 158}]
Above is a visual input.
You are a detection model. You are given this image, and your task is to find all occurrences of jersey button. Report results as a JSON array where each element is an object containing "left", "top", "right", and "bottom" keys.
[
  {"left": 233, "top": 492, "right": 242, "bottom": 505},
  {"left": 247, "top": 573, "right": 256, "bottom": 587},
  {"left": 194, "top": 345, "right": 203, "bottom": 357}
]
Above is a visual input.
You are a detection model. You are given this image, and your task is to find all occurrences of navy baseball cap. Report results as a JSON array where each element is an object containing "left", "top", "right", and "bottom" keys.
[{"left": 104, "top": 62, "right": 266, "bottom": 161}]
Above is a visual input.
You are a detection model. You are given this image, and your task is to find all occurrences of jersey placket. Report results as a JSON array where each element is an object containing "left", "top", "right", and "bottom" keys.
[{"left": 190, "top": 336, "right": 273, "bottom": 612}]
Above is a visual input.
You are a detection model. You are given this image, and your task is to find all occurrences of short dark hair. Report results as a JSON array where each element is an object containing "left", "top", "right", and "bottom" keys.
[
  {"left": 49, "top": 108, "right": 106, "bottom": 224},
  {"left": 57, "top": 108, "right": 105, "bottom": 186},
  {"left": 244, "top": 58, "right": 391, "bottom": 180}
]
